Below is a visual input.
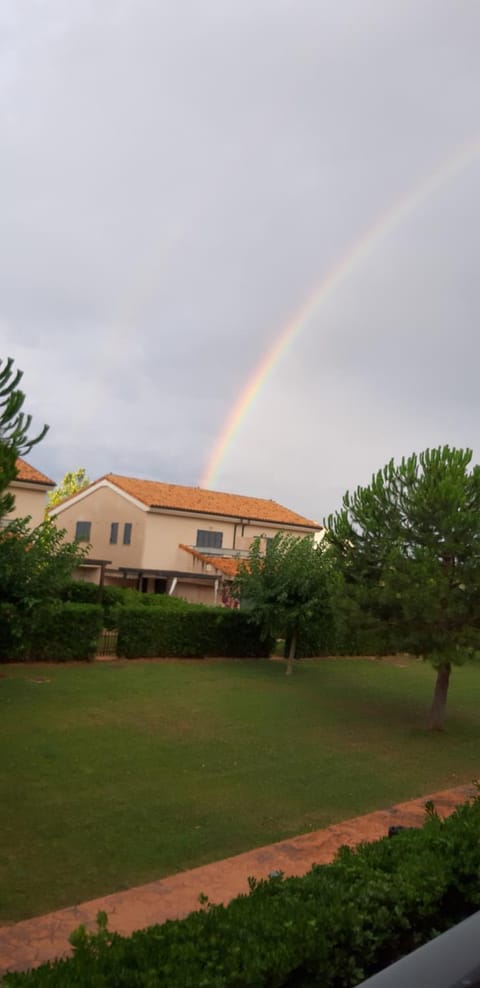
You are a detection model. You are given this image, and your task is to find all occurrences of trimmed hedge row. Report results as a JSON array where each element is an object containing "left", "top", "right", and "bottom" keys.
[
  {"left": 60, "top": 581, "right": 194, "bottom": 629},
  {"left": 28, "top": 603, "right": 103, "bottom": 661},
  {"left": 292, "top": 610, "right": 401, "bottom": 659},
  {"left": 57, "top": 580, "right": 401, "bottom": 659},
  {"left": 289, "top": 622, "right": 391, "bottom": 659},
  {"left": 0, "top": 602, "right": 103, "bottom": 662},
  {"left": 5, "top": 795, "right": 480, "bottom": 987},
  {"left": 117, "top": 606, "right": 273, "bottom": 658}
]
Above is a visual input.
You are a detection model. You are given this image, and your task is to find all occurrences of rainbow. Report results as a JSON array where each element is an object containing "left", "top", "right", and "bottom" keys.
[{"left": 200, "top": 139, "right": 480, "bottom": 490}]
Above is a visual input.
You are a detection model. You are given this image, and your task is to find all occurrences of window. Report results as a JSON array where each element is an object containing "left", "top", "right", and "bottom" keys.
[
  {"left": 123, "top": 522, "right": 132, "bottom": 545},
  {"left": 75, "top": 521, "right": 91, "bottom": 542},
  {"left": 196, "top": 529, "right": 223, "bottom": 549},
  {"left": 110, "top": 522, "right": 119, "bottom": 545}
]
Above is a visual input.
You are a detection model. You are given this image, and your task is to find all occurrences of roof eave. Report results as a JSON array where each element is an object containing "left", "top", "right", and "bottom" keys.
[
  {"left": 12, "top": 477, "right": 56, "bottom": 490},
  {"left": 149, "top": 503, "right": 320, "bottom": 529}
]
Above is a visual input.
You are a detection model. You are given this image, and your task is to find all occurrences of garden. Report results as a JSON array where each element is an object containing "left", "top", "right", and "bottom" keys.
[
  {"left": 1, "top": 655, "right": 480, "bottom": 927},
  {"left": 3, "top": 358, "right": 480, "bottom": 985}
]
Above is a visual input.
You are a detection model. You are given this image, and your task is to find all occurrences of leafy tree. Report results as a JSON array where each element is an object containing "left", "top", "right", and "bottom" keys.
[
  {"left": 0, "top": 517, "right": 87, "bottom": 606},
  {"left": 48, "top": 467, "right": 90, "bottom": 507},
  {"left": 0, "top": 357, "right": 87, "bottom": 656},
  {"left": 0, "top": 516, "right": 88, "bottom": 655},
  {"left": 0, "top": 356, "right": 48, "bottom": 518},
  {"left": 326, "top": 446, "right": 480, "bottom": 729},
  {"left": 234, "top": 533, "right": 330, "bottom": 674}
]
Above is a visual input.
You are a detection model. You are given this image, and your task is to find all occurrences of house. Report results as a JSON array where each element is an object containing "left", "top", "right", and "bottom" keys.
[
  {"left": 49, "top": 473, "right": 321, "bottom": 604},
  {"left": 5, "top": 458, "right": 56, "bottom": 528}
]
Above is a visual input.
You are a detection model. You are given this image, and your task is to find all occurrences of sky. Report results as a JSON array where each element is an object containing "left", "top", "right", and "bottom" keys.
[{"left": 1, "top": 0, "right": 479, "bottom": 523}]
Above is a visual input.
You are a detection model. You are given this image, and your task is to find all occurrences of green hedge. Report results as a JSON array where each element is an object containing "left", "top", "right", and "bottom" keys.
[
  {"left": 103, "top": 588, "right": 192, "bottom": 630},
  {"left": 59, "top": 582, "right": 192, "bottom": 629},
  {"left": 60, "top": 580, "right": 101, "bottom": 605},
  {"left": 58, "top": 581, "right": 403, "bottom": 657},
  {"left": 0, "top": 602, "right": 103, "bottom": 662},
  {"left": 115, "top": 589, "right": 190, "bottom": 609},
  {"left": 117, "top": 606, "right": 273, "bottom": 658},
  {"left": 28, "top": 603, "right": 103, "bottom": 661},
  {"left": 5, "top": 795, "right": 480, "bottom": 987},
  {"left": 291, "top": 614, "right": 400, "bottom": 659},
  {"left": 0, "top": 603, "right": 24, "bottom": 660}
]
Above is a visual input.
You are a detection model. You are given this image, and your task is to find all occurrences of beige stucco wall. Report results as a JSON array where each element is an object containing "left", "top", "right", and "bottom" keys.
[
  {"left": 103, "top": 573, "right": 138, "bottom": 588},
  {"left": 72, "top": 565, "right": 103, "bottom": 584},
  {"left": 51, "top": 481, "right": 318, "bottom": 591},
  {"left": 8, "top": 483, "right": 50, "bottom": 528},
  {"left": 140, "top": 512, "right": 314, "bottom": 573},
  {"left": 52, "top": 484, "right": 147, "bottom": 568},
  {"left": 174, "top": 580, "right": 217, "bottom": 605},
  {"left": 141, "top": 513, "right": 236, "bottom": 571}
]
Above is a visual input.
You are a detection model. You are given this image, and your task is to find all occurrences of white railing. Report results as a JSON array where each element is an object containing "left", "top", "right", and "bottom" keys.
[{"left": 190, "top": 545, "right": 251, "bottom": 558}]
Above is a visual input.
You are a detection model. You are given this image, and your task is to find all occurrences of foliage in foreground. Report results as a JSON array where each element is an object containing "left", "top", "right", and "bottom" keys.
[
  {"left": 5, "top": 793, "right": 480, "bottom": 987},
  {"left": 326, "top": 446, "right": 480, "bottom": 728}
]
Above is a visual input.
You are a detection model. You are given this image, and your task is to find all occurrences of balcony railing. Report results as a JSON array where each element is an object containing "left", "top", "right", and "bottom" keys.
[{"left": 190, "top": 546, "right": 251, "bottom": 558}]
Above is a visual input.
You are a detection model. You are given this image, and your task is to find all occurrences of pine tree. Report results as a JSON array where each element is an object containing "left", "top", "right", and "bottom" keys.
[
  {"left": 0, "top": 357, "right": 48, "bottom": 519},
  {"left": 326, "top": 447, "right": 480, "bottom": 728}
]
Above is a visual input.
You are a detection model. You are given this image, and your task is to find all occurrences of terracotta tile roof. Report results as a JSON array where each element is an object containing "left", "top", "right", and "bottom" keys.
[
  {"left": 204, "top": 555, "right": 243, "bottom": 579},
  {"left": 14, "top": 458, "right": 55, "bottom": 487},
  {"left": 103, "top": 473, "right": 320, "bottom": 529},
  {"left": 179, "top": 544, "right": 244, "bottom": 579}
]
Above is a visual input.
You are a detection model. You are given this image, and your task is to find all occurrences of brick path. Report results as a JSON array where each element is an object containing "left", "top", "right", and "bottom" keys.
[{"left": 0, "top": 783, "right": 475, "bottom": 979}]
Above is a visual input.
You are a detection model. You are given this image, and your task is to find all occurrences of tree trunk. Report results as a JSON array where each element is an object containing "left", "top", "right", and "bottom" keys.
[
  {"left": 286, "top": 633, "right": 296, "bottom": 675},
  {"left": 428, "top": 662, "right": 451, "bottom": 730}
]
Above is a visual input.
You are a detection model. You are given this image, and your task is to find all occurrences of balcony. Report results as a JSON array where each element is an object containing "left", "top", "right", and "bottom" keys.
[{"left": 189, "top": 545, "right": 251, "bottom": 558}]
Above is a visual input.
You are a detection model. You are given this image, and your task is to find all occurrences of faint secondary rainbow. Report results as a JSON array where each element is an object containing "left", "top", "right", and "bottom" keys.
[{"left": 201, "top": 139, "right": 480, "bottom": 490}]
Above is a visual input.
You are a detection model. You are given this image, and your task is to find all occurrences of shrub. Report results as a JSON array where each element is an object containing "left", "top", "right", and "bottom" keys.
[
  {"left": 98, "top": 585, "right": 129, "bottom": 630},
  {"left": 27, "top": 602, "right": 103, "bottom": 662},
  {"left": 60, "top": 582, "right": 194, "bottom": 630},
  {"left": 0, "top": 602, "right": 24, "bottom": 660},
  {"left": 286, "top": 607, "right": 337, "bottom": 658},
  {"left": 60, "top": 580, "right": 101, "bottom": 605},
  {"left": 103, "top": 587, "right": 192, "bottom": 630},
  {"left": 5, "top": 795, "right": 480, "bottom": 987},
  {"left": 0, "top": 518, "right": 87, "bottom": 609},
  {"left": 288, "top": 613, "right": 394, "bottom": 659},
  {"left": 118, "top": 589, "right": 189, "bottom": 609},
  {"left": 0, "top": 602, "right": 103, "bottom": 662},
  {"left": 117, "top": 606, "right": 273, "bottom": 659}
]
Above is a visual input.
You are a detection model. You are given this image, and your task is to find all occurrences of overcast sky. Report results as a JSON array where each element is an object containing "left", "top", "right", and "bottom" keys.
[{"left": 1, "top": 1, "right": 479, "bottom": 522}]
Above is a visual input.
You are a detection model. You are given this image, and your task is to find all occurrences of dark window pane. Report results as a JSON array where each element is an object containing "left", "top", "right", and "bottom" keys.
[
  {"left": 123, "top": 522, "right": 132, "bottom": 545},
  {"left": 196, "top": 530, "right": 223, "bottom": 549},
  {"left": 75, "top": 521, "right": 91, "bottom": 542},
  {"left": 110, "top": 522, "right": 118, "bottom": 545}
]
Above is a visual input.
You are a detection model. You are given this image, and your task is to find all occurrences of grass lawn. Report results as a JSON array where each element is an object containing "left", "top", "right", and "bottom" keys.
[{"left": 1, "top": 655, "right": 480, "bottom": 924}]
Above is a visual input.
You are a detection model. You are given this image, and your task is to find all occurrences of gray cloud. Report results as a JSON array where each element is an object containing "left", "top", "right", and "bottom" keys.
[{"left": 1, "top": 0, "right": 479, "bottom": 518}]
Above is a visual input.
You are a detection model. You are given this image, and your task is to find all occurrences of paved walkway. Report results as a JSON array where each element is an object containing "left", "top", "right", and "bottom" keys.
[{"left": 0, "top": 783, "right": 475, "bottom": 978}]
